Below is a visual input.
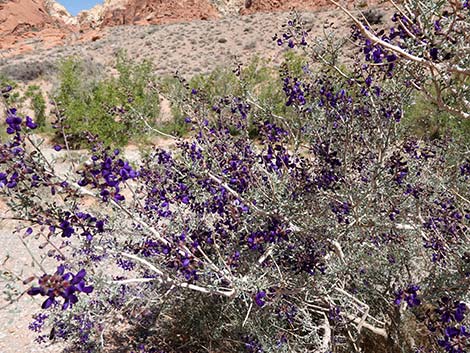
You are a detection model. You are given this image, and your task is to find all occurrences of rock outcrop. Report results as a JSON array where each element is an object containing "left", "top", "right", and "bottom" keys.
[
  {"left": 0, "top": 0, "right": 74, "bottom": 53},
  {"left": 0, "top": 0, "right": 374, "bottom": 56},
  {"left": 77, "top": 3, "right": 106, "bottom": 29},
  {"left": 78, "top": 0, "right": 219, "bottom": 28},
  {"left": 44, "top": 0, "right": 77, "bottom": 25}
]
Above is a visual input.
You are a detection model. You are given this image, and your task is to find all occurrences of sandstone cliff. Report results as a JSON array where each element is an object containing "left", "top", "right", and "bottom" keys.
[
  {"left": 1, "top": 0, "right": 373, "bottom": 56},
  {"left": 78, "top": 0, "right": 219, "bottom": 28},
  {"left": 0, "top": 0, "right": 74, "bottom": 52}
]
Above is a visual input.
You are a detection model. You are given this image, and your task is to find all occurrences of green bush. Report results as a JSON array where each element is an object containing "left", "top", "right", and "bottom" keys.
[
  {"left": 54, "top": 53, "right": 160, "bottom": 147},
  {"left": 158, "top": 55, "right": 307, "bottom": 139},
  {"left": 24, "top": 85, "right": 47, "bottom": 128},
  {"left": 402, "top": 91, "right": 470, "bottom": 142}
]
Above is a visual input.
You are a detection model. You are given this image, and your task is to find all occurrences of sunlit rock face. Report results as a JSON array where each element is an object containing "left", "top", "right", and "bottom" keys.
[
  {"left": 78, "top": 0, "right": 220, "bottom": 28},
  {"left": 0, "top": 0, "right": 373, "bottom": 55},
  {"left": 0, "top": 0, "right": 74, "bottom": 53}
]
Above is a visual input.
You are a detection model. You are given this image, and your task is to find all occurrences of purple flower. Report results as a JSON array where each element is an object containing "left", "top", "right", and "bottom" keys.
[
  {"left": 25, "top": 116, "right": 37, "bottom": 129},
  {"left": 5, "top": 109, "right": 22, "bottom": 134},
  {"left": 394, "top": 284, "right": 420, "bottom": 308},
  {"left": 460, "top": 161, "right": 470, "bottom": 178},
  {"left": 1, "top": 85, "right": 12, "bottom": 94},
  {"left": 255, "top": 291, "right": 266, "bottom": 307},
  {"left": 437, "top": 298, "right": 467, "bottom": 324},
  {"left": 28, "top": 313, "right": 48, "bottom": 333},
  {"left": 95, "top": 220, "right": 105, "bottom": 232},
  {"left": 27, "top": 266, "right": 93, "bottom": 310},
  {"left": 438, "top": 325, "right": 470, "bottom": 352},
  {"left": 245, "top": 336, "right": 264, "bottom": 353},
  {"left": 59, "top": 220, "right": 75, "bottom": 238}
]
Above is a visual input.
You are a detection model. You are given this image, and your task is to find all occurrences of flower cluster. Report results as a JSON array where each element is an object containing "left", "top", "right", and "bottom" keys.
[
  {"left": 283, "top": 76, "right": 308, "bottom": 106},
  {"left": 50, "top": 211, "right": 105, "bottom": 240},
  {"left": 258, "top": 120, "right": 288, "bottom": 143},
  {"left": 423, "top": 298, "right": 470, "bottom": 353},
  {"left": 394, "top": 284, "right": 421, "bottom": 308},
  {"left": 330, "top": 201, "right": 351, "bottom": 224},
  {"left": 1, "top": 109, "right": 42, "bottom": 190},
  {"left": 244, "top": 336, "right": 264, "bottom": 353},
  {"left": 27, "top": 265, "right": 93, "bottom": 310},
  {"left": 77, "top": 148, "right": 139, "bottom": 201},
  {"left": 246, "top": 218, "right": 290, "bottom": 251},
  {"left": 461, "top": 161, "right": 470, "bottom": 179},
  {"left": 351, "top": 27, "right": 397, "bottom": 78},
  {"left": 423, "top": 196, "right": 469, "bottom": 261},
  {"left": 28, "top": 313, "right": 48, "bottom": 333},
  {"left": 312, "top": 141, "right": 342, "bottom": 190},
  {"left": 272, "top": 18, "right": 308, "bottom": 48}
]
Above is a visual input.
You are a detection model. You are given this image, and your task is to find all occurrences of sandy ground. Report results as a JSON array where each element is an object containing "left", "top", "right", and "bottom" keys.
[
  {"left": 0, "top": 144, "right": 151, "bottom": 353},
  {"left": 0, "top": 216, "right": 64, "bottom": 353}
]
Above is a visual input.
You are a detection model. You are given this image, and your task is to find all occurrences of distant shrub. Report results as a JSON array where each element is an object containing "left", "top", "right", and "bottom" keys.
[
  {"left": 403, "top": 90, "right": 470, "bottom": 143},
  {"left": 24, "top": 85, "right": 47, "bottom": 128},
  {"left": 54, "top": 53, "right": 160, "bottom": 147},
  {"left": 362, "top": 9, "right": 383, "bottom": 25},
  {"left": 0, "top": 59, "right": 57, "bottom": 82},
  {"left": 159, "top": 54, "right": 309, "bottom": 139}
]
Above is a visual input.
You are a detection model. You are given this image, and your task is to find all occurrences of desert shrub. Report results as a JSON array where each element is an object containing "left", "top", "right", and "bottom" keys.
[
  {"left": 54, "top": 53, "right": 160, "bottom": 147},
  {"left": 24, "top": 85, "right": 47, "bottom": 128},
  {"left": 0, "top": 59, "right": 57, "bottom": 82},
  {"left": 403, "top": 90, "right": 470, "bottom": 143},
  {"left": 159, "top": 54, "right": 308, "bottom": 138},
  {"left": 1, "top": 1, "right": 470, "bottom": 353},
  {"left": 362, "top": 8, "right": 384, "bottom": 25},
  {"left": 0, "top": 75, "right": 21, "bottom": 106}
]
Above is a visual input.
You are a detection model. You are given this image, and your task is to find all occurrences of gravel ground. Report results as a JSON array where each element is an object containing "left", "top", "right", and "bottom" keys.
[
  {"left": 0, "top": 144, "right": 147, "bottom": 353},
  {"left": 0, "top": 210, "right": 64, "bottom": 353}
]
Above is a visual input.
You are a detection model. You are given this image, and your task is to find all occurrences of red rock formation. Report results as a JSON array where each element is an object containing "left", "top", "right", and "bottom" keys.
[
  {"left": 0, "top": 0, "right": 74, "bottom": 53},
  {"left": 0, "top": 0, "right": 374, "bottom": 56},
  {"left": 79, "top": 0, "right": 220, "bottom": 28}
]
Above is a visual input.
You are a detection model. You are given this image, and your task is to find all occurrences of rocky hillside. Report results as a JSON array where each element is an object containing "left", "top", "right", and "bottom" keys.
[
  {"left": 77, "top": 0, "right": 353, "bottom": 28},
  {"left": 241, "top": 0, "right": 333, "bottom": 14},
  {"left": 0, "top": 0, "right": 376, "bottom": 57},
  {"left": 78, "top": 0, "right": 219, "bottom": 28}
]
